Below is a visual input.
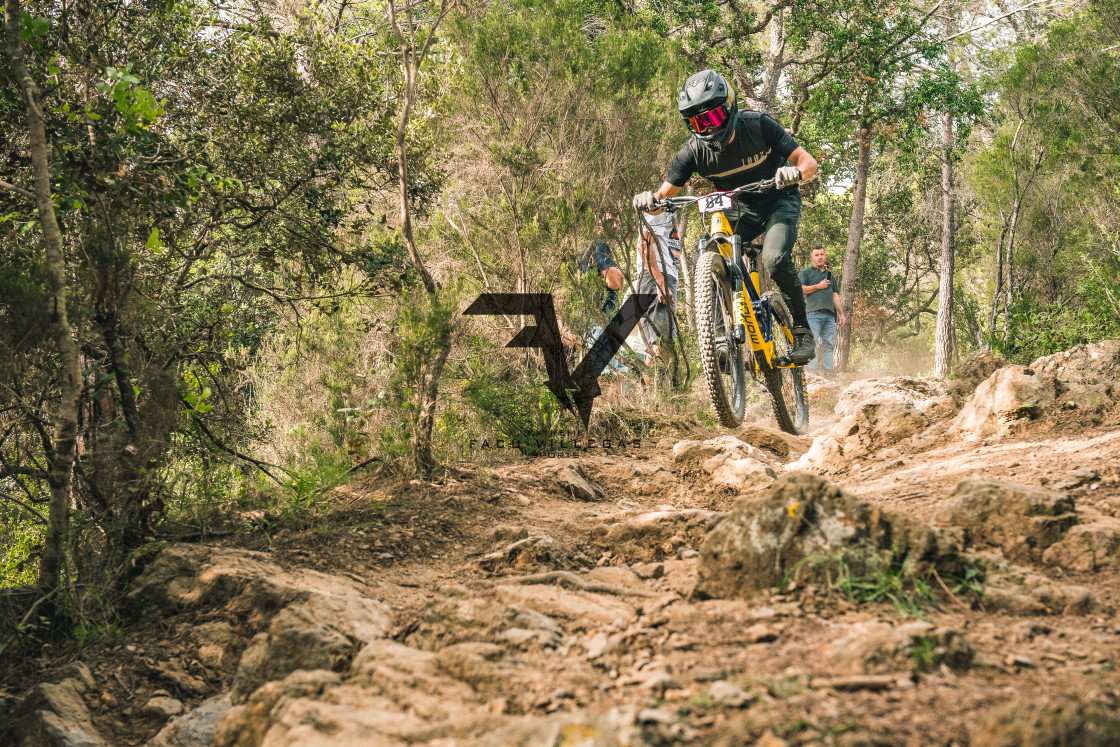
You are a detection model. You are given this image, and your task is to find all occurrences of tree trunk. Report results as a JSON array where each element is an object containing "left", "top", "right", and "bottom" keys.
[
  {"left": 388, "top": 0, "right": 451, "bottom": 476},
  {"left": 835, "top": 119, "right": 872, "bottom": 371},
  {"left": 1004, "top": 206, "right": 1016, "bottom": 334},
  {"left": 6, "top": 0, "right": 83, "bottom": 599},
  {"left": 988, "top": 218, "right": 1006, "bottom": 348},
  {"left": 757, "top": 9, "right": 785, "bottom": 114},
  {"left": 394, "top": 67, "right": 438, "bottom": 298},
  {"left": 934, "top": 110, "right": 956, "bottom": 377}
]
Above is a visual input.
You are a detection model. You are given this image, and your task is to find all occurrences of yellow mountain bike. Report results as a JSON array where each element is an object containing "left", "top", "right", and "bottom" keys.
[{"left": 655, "top": 178, "right": 809, "bottom": 434}]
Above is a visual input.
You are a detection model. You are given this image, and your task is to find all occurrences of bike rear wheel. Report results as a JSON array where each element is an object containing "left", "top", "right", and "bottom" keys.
[
  {"left": 695, "top": 249, "right": 746, "bottom": 427},
  {"left": 761, "top": 292, "right": 809, "bottom": 435}
]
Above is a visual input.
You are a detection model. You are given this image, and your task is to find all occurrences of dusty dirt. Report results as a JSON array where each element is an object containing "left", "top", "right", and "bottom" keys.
[{"left": 4, "top": 350, "right": 1120, "bottom": 746}]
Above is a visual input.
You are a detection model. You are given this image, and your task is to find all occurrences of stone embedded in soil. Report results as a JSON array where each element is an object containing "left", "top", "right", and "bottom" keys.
[
  {"left": 673, "top": 435, "right": 777, "bottom": 467},
  {"left": 829, "top": 393, "right": 929, "bottom": 459},
  {"left": 230, "top": 583, "right": 393, "bottom": 702},
  {"left": 737, "top": 424, "right": 809, "bottom": 460},
  {"left": 474, "top": 708, "right": 648, "bottom": 747},
  {"left": 933, "top": 479, "right": 1077, "bottom": 563},
  {"left": 971, "top": 696, "right": 1120, "bottom": 747},
  {"left": 190, "top": 621, "right": 243, "bottom": 671},
  {"left": 215, "top": 647, "right": 495, "bottom": 746},
  {"left": 591, "top": 508, "right": 725, "bottom": 563},
  {"left": 1041, "top": 521, "right": 1120, "bottom": 571},
  {"left": 695, "top": 473, "right": 971, "bottom": 600},
  {"left": 477, "top": 534, "right": 571, "bottom": 574},
  {"left": 822, "top": 621, "right": 973, "bottom": 675},
  {"left": 147, "top": 693, "right": 232, "bottom": 747},
  {"left": 702, "top": 452, "right": 776, "bottom": 490},
  {"left": 143, "top": 695, "right": 184, "bottom": 720},
  {"left": 1052, "top": 468, "right": 1100, "bottom": 491},
  {"left": 790, "top": 377, "right": 954, "bottom": 474},
  {"left": 707, "top": 680, "right": 754, "bottom": 708},
  {"left": 632, "top": 561, "right": 665, "bottom": 579},
  {"left": 983, "top": 560, "right": 1106, "bottom": 616},
  {"left": 127, "top": 545, "right": 391, "bottom": 634},
  {"left": 537, "top": 459, "right": 604, "bottom": 501},
  {"left": 787, "top": 434, "right": 845, "bottom": 474},
  {"left": 435, "top": 642, "right": 520, "bottom": 689},
  {"left": 492, "top": 583, "right": 637, "bottom": 627},
  {"left": 10, "top": 679, "right": 107, "bottom": 747},
  {"left": 403, "top": 596, "right": 563, "bottom": 652},
  {"left": 834, "top": 376, "right": 950, "bottom": 421},
  {"left": 56, "top": 663, "right": 95, "bottom": 694}
]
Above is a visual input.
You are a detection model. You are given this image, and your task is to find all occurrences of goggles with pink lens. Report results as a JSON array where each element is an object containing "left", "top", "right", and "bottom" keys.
[{"left": 686, "top": 104, "right": 728, "bottom": 134}]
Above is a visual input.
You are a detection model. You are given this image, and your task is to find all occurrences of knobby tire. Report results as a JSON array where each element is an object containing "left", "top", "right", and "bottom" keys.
[{"left": 695, "top": 250, "right": 746, "bottom": 427}]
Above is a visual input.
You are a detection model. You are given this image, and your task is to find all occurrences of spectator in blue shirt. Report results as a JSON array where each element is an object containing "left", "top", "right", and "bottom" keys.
[{"left": 799, "top": 247, "right": 846, "bottom": 374}]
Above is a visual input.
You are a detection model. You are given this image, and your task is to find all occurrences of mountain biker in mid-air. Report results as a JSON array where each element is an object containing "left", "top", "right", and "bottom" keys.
[{"left": 633, "top": 69, "right": 820, "bottom": 365}]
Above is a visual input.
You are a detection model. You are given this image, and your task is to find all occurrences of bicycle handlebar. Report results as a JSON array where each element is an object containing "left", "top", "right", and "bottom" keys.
[{"left": 650, "top": 178, "right": 777, "bottom": 213}]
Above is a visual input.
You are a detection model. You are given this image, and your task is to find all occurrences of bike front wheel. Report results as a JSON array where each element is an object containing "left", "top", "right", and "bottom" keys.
[
  {"left": 695, "top": 249, "right": 746, "bottom": 427},
  {"left": 761, "top": 292, "right": 809, "bottom": 435}
]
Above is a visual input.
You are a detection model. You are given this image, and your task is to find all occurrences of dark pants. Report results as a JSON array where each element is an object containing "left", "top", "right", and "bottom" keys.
[{"left": 723, "top": 192, "right": 806, "bottom": 323}]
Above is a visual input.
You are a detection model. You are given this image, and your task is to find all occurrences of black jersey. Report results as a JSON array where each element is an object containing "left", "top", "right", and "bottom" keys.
[{"left": 666, "top": 111, "right": 800, "bottom": 195}]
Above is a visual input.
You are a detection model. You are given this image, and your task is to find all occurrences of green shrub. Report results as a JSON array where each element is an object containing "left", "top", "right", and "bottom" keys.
[{"left": 462, "top": 377, "right": 565, "bottom": 456}]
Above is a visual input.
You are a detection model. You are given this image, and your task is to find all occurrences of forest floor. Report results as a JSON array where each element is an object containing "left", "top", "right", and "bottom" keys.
[{"left": 5, "top": 346, "right": 1120, "bottom": 746}]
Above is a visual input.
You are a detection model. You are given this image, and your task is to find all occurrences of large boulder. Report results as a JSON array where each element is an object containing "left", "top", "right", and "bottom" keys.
[
  {"left": 695, "top": 473, "right": 971, "bottom": 600},
  {"left": 932, "top": 480, "right": 1077, "bottom": 563},
  {"left": 952, "top": 351, "right": 1009, "bottom": 393},
  {"left": 834, "top": 377, "right": 950, "bottom": 421},
  {"left": 828, "top": 392, "right": 929, "bottom": 459},
  {"left": 951, "top": 341, "right": 1119, "bottom": 439},
  {"left": 791, "top": 377, "right": 953, "bottom": 472},
  {"left": 950, "top": 365, "right": 1057, "bottom": 439},
  {"left": 1029, "top": 339, "right": 1120, "bottom": 386}
]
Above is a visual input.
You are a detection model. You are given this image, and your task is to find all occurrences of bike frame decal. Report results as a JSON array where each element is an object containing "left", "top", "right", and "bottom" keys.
[{"left": 709, "top": 212, "right": 733, "bottom": 239}]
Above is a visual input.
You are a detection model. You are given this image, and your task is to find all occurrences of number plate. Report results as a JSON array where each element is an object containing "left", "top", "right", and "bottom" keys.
[{"left": 699, "top": 193, "right": 733, "bottom": 213}]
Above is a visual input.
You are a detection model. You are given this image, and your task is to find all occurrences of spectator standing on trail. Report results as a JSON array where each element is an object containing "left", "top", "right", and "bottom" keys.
[
  {"left": 799, "top": 246, "right": 845, "bottom": 374},
  {"left": 635, "top": 209, "right": 681, "bottom": 362},
  {"left": 560, "top": 228, "right": 629, "bottom": 375}
]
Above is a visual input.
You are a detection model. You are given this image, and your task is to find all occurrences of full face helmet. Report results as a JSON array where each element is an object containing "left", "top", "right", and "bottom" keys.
[{"left": 678, "top": 70, "right": 737, "bottom": 151}]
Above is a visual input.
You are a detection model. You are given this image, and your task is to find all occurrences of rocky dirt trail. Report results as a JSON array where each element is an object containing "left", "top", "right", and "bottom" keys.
[{"left": 6, "top": 341, "right": 1120, "bottom": 746}]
